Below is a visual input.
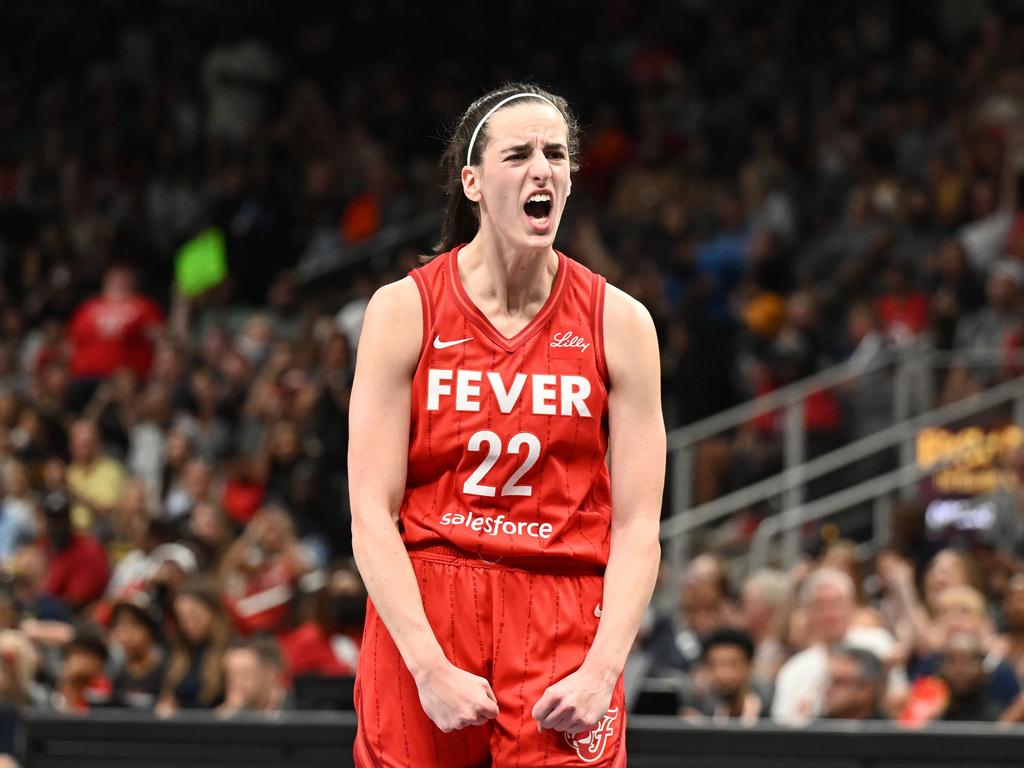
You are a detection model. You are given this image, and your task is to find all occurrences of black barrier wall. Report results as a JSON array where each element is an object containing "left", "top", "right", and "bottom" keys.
[
  {"left": 22, "top": 710, "right": 357, "bottom": 768},
  {"left": 21, "top": 711, "right": 1024, "bottom": 768}
]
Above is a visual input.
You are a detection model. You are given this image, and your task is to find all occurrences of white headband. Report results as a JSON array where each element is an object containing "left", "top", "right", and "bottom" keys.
[{"left": 465, "top": 93, "right": 561, "bottom": 166}]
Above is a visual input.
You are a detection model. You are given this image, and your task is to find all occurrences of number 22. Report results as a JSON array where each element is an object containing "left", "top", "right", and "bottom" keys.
[{"left": 463, "top": 431, "right": 541, "bottom": 497}]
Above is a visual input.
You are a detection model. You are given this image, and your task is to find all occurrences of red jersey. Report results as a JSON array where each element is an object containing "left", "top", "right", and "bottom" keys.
[
  {"left": 44, "top": 533, "right": 110, "bottom": 608},
  {"left": 403, "top": 245, "right": 612, "bottom": 567},
  {"left": 67, "top": 294, "right": 165, "bottom": 380}
]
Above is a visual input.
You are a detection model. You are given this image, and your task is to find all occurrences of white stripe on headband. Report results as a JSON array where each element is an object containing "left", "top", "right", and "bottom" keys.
[{"left": 466, "top": 93, "right": 560, "bottom": 166}]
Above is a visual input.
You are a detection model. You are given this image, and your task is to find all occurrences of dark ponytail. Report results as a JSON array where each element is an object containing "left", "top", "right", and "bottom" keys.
[{"left": 432, "top": 82, "right": 580, "bottom": 256}]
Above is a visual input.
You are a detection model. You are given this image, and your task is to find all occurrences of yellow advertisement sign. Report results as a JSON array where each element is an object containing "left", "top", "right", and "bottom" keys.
[{"left": 916, "top": 425, "right": 1023, "bottom": 494}]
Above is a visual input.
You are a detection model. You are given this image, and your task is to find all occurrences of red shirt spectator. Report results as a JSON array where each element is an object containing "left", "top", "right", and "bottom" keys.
[
  {"left": 224, "top": 557, "right": 298, "bottom": 636},
  {"left": 875, "top": 263, "right": 930, "bottom": 345},
  {"left": 66, "top": 265, "right": 165, "bottom": 380},
  {"left": 279, "top": 621, "right": 356, "bottom": 677},
  {"left": 41, "top": 491, "right": 110, "bottom": 609},
  {"left": 45, "top": 533, "right": 111, "bottom": 609},
  {"left": 876, "top": 294, "right": 930, "bottom": 343},
  {"left": 221, "top": 507, "right": 310, "bottom": 636}
]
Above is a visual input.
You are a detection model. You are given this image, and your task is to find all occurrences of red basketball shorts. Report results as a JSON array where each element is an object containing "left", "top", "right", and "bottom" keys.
[{"left": 353, "top": 546, "right": 626, "bottom": 767}]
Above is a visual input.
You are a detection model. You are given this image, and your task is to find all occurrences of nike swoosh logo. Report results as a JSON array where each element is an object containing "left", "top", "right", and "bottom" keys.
[
  {"left": 433, "top": 336, "right": 474, "bottom": 349},
  {"left": 594, "top": 604, "right": 603, "bottom": 618}
]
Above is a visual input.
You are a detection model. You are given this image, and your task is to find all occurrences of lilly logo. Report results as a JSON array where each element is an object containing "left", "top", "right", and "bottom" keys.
[
  {"left": 565, "top": 707, "right": 619, "bottom": 763},
  {"left": 550, "top": 330, "right": 590, "bottom": 352}
]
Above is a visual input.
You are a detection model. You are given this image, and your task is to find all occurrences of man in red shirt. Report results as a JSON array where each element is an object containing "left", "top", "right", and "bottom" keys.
[
  {"left": 42, "top": 491, "right": 110, "bottom": 611},
  {"left": 66, "top": 264, "right": 165, "bottom": 382}
]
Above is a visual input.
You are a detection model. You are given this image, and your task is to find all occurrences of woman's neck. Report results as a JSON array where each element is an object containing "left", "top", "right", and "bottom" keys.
[{"left": 459, "top": 227, "right": 558, "bottom": 318}]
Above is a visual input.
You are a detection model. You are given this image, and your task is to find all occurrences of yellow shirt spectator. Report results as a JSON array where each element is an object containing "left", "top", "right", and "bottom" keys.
[{"left": 67, "top": 419, "right": 127, "bottom": 531}]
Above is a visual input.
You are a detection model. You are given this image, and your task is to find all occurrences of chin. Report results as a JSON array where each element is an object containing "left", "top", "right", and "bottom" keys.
[{"left": 523, "top": 232, "right": 556, "bottom": 249}]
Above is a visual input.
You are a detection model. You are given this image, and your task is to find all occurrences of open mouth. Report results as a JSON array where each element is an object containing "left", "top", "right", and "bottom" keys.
[{"left": 523, "top": 193, "right": 553, "bottom": 222}]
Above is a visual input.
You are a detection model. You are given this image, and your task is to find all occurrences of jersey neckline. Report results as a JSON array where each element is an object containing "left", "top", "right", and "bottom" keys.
[{"left": 446, "top": 243, "right": 568, "bottom": 353}]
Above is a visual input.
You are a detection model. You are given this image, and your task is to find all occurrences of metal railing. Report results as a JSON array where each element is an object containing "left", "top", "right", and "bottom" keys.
[
  {"left": 295, "top": 209, "right": 441, "bottom": 284},
  {"left": 661, "top": 341, "right": 1024, "bottom": 584}
]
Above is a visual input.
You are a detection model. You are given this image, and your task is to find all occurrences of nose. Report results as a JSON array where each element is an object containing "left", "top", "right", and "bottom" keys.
[{"left": 528, "top": 149, "right": 551, "bottom": 182}]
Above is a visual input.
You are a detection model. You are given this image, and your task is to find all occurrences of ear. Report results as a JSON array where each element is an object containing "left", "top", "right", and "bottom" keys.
[
  {"left": 567, "top": 175, "right": 572, "bottom": 198},
  {"left": 461, "top": 166, "right": 482, "bottom": 204}
]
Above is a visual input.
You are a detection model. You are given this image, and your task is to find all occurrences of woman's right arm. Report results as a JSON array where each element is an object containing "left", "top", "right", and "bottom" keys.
[{"left": 348, "top": 277, "right": 497, "bottom": 732}]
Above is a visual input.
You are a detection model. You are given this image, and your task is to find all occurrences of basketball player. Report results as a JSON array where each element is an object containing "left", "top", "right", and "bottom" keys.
[{"left": 349, "top": 83, "right": 665, "bottom": 767}]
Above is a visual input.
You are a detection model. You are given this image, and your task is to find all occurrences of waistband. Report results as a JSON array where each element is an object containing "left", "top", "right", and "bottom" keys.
[{"left": 406, "top": 542, "right": 605, "bottom": 576}]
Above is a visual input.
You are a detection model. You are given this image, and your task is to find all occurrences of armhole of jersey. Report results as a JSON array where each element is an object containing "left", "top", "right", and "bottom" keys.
[
  {"left": 590, "top": 273, "right": 610, "bottom": 387},
  {"left": 409, "top": 267, "right": 433, "bottom": 360}
]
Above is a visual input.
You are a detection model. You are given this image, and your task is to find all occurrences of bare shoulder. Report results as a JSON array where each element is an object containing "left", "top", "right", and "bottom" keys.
[
  {"left": 358, "top": 276, "right": 423, "bottom": 374},
  {"left": 602, "top": 283, "right": 659, "bottom": 386},
  {"left": 603, "top": 282, "right": 656, "bottom": 332},
  {"left": 366, "top": 275, "right": 420, "bottom": 317}
]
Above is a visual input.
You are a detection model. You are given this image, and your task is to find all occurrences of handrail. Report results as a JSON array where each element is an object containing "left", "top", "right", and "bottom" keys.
[
  {"left": 296, "top": 209, "right": 441, "bottom": 283},
  {"left": 747, "top": 433, "right": 993, "bottom": 569},
  {"left": 666, "top": 346, "right": 906, "bottom": 450},
  {"left": 665, "top": 344, "right": 1024, "bottom": 451},
  {"left": 660, "top": 374, "right": 1024, "bottom": 540}
]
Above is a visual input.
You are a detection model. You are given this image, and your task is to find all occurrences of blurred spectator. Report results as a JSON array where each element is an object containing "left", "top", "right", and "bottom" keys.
[
  {"left": 739, "top": 568, "right": 790, "bottom": 685},
  {"left": 217, "top": 635, "right": 292, "bottom": 716},
  {"left": 220, "top": 454, "right": 265, "bottom": 527},
  {"left": 944, "top": 260, "right": 1024, "bottom": 398},
  {"left": 8, "top": 545, "right": 72, "bottom": 624},
  {"left": 837, "top": 300, "right": 892, "bottom": 441},
  {"left": 158, "top": 580, "right": 228, "bottom": 714},
  {"left": 0, "top": 631, "right": 42, "bottom": 709},
  {"left": 0, "top": 630, "right": 41, "bottom": 753},
  {"left": 642, "top": 554, "right": 739, "bottom": 676},
  {"left": 109, "top": 593, "right": 166, "bottom": 710},
  {"left": 183, "top": 501, "right": 234, "bottom": 573},
  {"left": 875, "top": 262, "right": 930, "bottom": 346},
  {"left": 334, "top": 276, "right": 373, "bottom": 353},
  {"left": 926, "top": 240, "right": 986, "bottom": 350},
  {"left": 682, "top": 628, "right": 770, "bottom": 724},
  {"left": 957, "top": 130, "right": 1018, "bottom": 275},
  {"left": 40, "top": 491, "right": 109, "bottom": 611},
  {"left": 822, "top": 645, "right": 888, "bottom": 721},
  {"left": 0, "top": 462, "right": 36, "bottom": 560},
  {"left": 81, "top": 368, "right": 140, "bottom": 461},
  {"left": 163, "top": 457, "right": 214, "bottom": 523},
  {"left": 771, "top": 568, "right": 899, "bottom": 725},
  {"left": 279, "top": 562, "right": 364, "bottom": 678},
  {"left": 147, "top": 543, "right": 200, "bottom": 620},
  {"left": 66, "top": 419, "right": 125, "bottom": 532},
  {"left": 178, "top": 368, "right": 231, "bottom": 464},
  {"left": 126, "top": 383, "right": 174, "bottom": 511},
  {"left": 878, "top": 548, "right": 977, "bottom": 658},
  {"left": 993, "top": 573, "right": 1024, "bottom": 683},
  {"left": 52, "top": 627, "right": 112, "bottom": 712},
  {"left": 65, "top": 265, "right": 165, "bottom": 389},
  {"left": 104, "top": 519, "right": 177, "bottom": 601},
  {"left": 820, "top": 540, "right": 882, "bottom": 624},
  {"left": 202, "top": 36, "right": 281, "bottom": 145},
  {"left": 221, "top": 506, "right": 310, "bottom": 637},
  {"left": 939, "top": 633, "right": 1005, "bottom": 722},
  {"left": 909, "top": 586, "right": 1020, "bottom": 710},
  {"left": 107, "top": 477, "right": 152, "bottom": 553}
]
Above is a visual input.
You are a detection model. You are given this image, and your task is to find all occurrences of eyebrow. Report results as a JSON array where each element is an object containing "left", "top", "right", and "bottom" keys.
[{"left": 501, "top": 142, "right": 568, "bottom": 154}]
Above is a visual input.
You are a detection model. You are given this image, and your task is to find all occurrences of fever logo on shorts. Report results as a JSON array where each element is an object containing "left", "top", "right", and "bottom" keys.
[{"left": 565, "top": 707, "right": 619, "bottom": 763}]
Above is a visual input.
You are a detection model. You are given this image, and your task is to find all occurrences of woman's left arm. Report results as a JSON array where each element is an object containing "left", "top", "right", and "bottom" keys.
[{"left": 533, "top": 284, "right": 665, "bottom": 733}]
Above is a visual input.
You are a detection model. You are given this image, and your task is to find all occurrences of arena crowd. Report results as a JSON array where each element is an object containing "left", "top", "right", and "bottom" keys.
[{"left": 0, "top": 0, "right": 1023, "bottom": 757}]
